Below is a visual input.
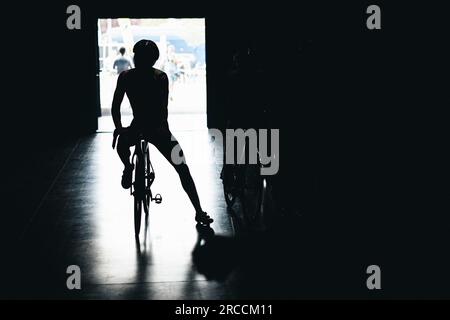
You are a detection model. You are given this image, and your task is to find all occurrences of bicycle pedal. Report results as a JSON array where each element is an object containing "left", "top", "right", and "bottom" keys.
[{"left": 153, "top": 193, "right": 162, "bottom": 204}]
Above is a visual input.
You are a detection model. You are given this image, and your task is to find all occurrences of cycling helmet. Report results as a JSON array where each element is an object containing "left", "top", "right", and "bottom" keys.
[{"left": 133, "top": 39, "right": 159, "bottom": 67}]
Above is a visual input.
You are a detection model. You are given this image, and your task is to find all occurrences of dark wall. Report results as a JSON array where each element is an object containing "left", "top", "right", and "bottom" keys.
[{"left": 5, "top": 1, "right": 447, "bottom": 138}]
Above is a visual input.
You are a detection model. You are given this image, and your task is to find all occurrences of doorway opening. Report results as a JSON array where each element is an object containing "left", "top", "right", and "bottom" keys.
[{"left": 97, "top": 18, "right": 207, "bottom": 132}]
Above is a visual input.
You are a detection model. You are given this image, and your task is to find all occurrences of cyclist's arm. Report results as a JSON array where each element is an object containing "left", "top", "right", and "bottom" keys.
[{"left": 112, "top": 72, "right": 126, "bottom": 129}]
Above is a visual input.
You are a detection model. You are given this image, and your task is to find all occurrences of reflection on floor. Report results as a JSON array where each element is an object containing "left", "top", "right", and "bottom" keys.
[
  {"left": 10, "top": 123, "right": 241, "bottom": 299},
  {"left": 5, "top": 114, "right": 334, "bottom": 299},
  {"left": 2, "top": 115, "right": 369, "bottom": 300}
]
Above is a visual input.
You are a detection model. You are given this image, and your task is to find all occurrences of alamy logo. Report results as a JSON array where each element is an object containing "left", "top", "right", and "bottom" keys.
[
  {"left": 66, "top": 265, "right": 81, "bottom": 290},
  {"left": 171, "top": 129, "right": 280, "bottom": 176},
  {"left": 366, "top": 5, "right": 381, "bottom": 30},
  {"left": 66, "top": 5, "right": 81, "bottom": 30},
  {"left": 366, "top": 265, "right": 381, "bottom": 290}
]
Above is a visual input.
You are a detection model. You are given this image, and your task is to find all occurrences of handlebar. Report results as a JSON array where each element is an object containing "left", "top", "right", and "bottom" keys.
[
  {"left": 112, "top": 129, "right": 118, "bottom": 149},
  {"left": 112, "top": 128, "right": 126, "bottom": 149},
  {"left": 112, "top": 128, "right": 151, "bottom": 149}
]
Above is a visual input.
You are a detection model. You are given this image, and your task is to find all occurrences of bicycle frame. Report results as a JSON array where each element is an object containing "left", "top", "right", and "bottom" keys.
[
  {"left": 132, "top": 139, "right": 162, "bottom": 201},
  {"left": 131, "top": 140, "right": 152, "bottom": 198},
  {"left": 113, "top": 130, "right": 162, "bottom": 236},
  {"left": 222, "top": 131, "right": 274, "bottom": 230}
]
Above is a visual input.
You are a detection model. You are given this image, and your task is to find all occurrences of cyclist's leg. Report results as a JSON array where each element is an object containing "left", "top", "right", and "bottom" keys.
[
  {"left": 117, "top": 128, "right": 137, "bottom": 189},
  {"left": 117, "top": 130, "right": 134, "bottom": 168},
  {"left": 149, "top": 129, "right": 207, "bottom": 217}
]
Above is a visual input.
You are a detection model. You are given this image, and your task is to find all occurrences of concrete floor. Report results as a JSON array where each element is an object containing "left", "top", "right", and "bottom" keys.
[
  {"left": 1, "top": 116, "right": 404, "bottom": 299},
  {"left": 2, "top": 116, "right": 341, "bottom": 299},
  {"left": 5, "top": 122, "right": 241, "bottom": 298}
]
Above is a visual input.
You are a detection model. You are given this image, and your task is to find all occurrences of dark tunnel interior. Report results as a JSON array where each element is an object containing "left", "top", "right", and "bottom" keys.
[{"left": 0, "top": 0, "right": 449, "bottom": 299}]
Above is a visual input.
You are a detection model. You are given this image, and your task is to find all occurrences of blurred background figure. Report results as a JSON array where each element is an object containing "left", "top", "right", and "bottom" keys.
[
  {"left": 113, "top": 47, "right": 133, "bottom": 74},
  {"left": 163, "top": 44, "right": 178, "bottom": 101}
]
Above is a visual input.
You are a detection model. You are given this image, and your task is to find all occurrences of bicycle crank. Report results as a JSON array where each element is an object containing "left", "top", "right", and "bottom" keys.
[{"left": 153, "top": 194, "right": 162, "bottom": 204}]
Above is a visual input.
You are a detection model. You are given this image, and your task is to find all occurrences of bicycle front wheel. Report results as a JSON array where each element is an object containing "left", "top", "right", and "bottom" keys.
[
  {"left": 143, "top": 142, "right": 151, "bottom": 217},
  {"left": 134, "top": 196, "right": 142, "bottom": 236},
  {"left": 242, "top": 164, "right": 264, "bottom": 230},
  {"left": 223, "top": 165, "right": 238, "bottom": 207},
  {"left": 133, "top": 142, "right": 145, "bottom": 236}
]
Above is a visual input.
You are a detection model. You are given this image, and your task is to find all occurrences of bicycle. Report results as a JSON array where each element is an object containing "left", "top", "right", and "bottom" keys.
[
  {"left": 221, "top": 129, "right": 276, "bottom": 231},
  {"left": 113, "top": 129, "right": 162, "bottom": 237}
]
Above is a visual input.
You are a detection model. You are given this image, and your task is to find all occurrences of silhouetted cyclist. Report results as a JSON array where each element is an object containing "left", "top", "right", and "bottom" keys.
[{"left": 112, "top": 40, "right": 213, "bottom": 225}]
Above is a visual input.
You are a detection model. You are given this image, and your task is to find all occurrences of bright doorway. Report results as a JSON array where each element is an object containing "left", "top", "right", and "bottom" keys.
[{"left": 97, "top": 18, "right": 207, "bottom": 132}]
